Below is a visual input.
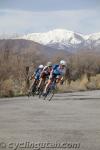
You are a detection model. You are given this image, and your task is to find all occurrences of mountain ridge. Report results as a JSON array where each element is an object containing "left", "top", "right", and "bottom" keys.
[{"left": 0, "top": 29, "right": 100, "bottom": 52}]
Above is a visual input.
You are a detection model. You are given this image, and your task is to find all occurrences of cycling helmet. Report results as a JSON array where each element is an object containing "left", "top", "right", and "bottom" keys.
[
  {"left": 60, "top": 60, "right": 66, "bottom": 66},
  {"left": 47, "top": 62, "right": 52, "bottom": 67},
  {"left": 39, "top": 64, "right": 44, "bottom": 69}
]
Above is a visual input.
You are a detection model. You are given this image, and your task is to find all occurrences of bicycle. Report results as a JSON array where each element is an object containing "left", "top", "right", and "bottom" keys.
[
  {"left": 28, "top": 79, "right": 39, "bottom": 97},
  {"left": 38, "top": 78, "right": 48, "bottom": 98},
  {"left": 43, "top": 78, "right": 57, "bottom": 101}
]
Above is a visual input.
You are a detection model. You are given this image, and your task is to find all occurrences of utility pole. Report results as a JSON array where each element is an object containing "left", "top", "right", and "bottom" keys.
[{"left": 25, "top": 66, "right": 30, "bottom": 90}]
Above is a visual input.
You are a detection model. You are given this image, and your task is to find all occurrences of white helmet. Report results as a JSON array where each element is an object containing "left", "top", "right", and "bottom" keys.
[
  {"left": 60, "top": 60, "right": 66, "bottom": 66},
  {"left": 39, "top": 64, "right": 44, "bottom": 69}
]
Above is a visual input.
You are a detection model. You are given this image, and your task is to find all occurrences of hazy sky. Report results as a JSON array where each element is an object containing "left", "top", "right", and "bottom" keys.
[{"left": 0, "top": 0, "right": 100, "bottom": 34}]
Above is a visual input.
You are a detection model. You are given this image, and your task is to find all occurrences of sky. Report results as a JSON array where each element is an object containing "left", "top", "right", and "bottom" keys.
[{"left": 0, "top": 0, "right": 100, "bottom": 34}]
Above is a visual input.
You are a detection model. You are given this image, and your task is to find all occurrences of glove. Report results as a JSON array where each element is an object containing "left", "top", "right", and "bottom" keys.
[{"left": 30, "top": 75, "right": 34, "bottom": 80}]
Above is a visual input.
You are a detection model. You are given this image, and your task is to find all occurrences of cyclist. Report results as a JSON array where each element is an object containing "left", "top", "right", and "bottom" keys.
[
  {"left": 43, "top": 60, "right": 67, "bottom": 95},
  {"left": 29, "top": 64, "right": 44, "bottom": 93},
  {"left": 37, "top": 62, "right": 53, "bottom": 91}
]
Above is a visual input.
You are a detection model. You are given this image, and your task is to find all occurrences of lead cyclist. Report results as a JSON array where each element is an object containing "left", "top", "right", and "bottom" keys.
[{"left": 43, "top": 60, "right": 67, "bottom": 96}]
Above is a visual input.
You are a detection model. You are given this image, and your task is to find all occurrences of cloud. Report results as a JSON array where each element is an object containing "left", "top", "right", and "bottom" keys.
[
  {"left": 0, "top": 9, "right": 99, "bottom": 34},
  {"left": 0, "top": 0, "right": 99, "bottom": 11}
]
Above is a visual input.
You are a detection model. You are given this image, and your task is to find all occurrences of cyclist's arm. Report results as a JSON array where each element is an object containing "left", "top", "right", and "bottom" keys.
[
  {"left": 60, "top": 68, "right": 67, "bottom": 84},
  {"left": 30, "top": 74, "right": 34, "bottom": 80},
  {"left": 40, "top": 66, "right": 48, "bottom": 77},
  {"left": 41, "top": 66, "right": 47, "bottom": 73},
  {"left": 30, "top": 68, "right": 39, "bottom": 80}
]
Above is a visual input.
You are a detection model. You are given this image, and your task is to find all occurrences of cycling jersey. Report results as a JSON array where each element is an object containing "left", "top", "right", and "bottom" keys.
[
  {"left": 34, "top": 68, "right": 43, "bottom": 80},
  {"left": 49, "top": 64, "right": 66, "bottom": 79},
  {"left": 40, "top": 65, "right": 52, "bottom": 78}
]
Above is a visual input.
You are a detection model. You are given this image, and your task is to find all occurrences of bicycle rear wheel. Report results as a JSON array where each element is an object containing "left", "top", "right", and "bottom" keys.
[
  {"left": 28, "top": 83, "right": 37, "bottom": 97},
  {"left": 38, "top": 87, "right": 43, "bottom": 98}
]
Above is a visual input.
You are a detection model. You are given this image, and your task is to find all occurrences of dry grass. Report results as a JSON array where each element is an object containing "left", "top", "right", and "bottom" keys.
[
  {"left": 58, "top": 74, "right": 100, "bottom": 92},
  {"left": 0, "top": 78, "right": 27, "bottom": 97},
  {"left": 1, "top": 74, "right": 100, "bottom": 97},
  {"left": 86, "top": 74, "right": 100, "bottom": 90},
  {"left": 0, "top": 79, "right": 14, "bottom": 97}
]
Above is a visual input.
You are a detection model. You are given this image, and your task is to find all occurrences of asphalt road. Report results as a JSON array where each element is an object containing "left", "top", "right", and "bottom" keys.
[{"left": 0, "top": 90, "right": 100, "bottom": 150}]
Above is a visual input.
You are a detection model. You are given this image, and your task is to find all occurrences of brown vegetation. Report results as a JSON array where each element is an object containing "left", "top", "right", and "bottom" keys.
[
  {"left": 0, "top": 39, "right": 100, "bottom": 97},
  {"left": 0, "top": 39, "right": 47, "bottom": 97},
  {"left": 52, "top": 50, "right": 100, "bottom": 92}
]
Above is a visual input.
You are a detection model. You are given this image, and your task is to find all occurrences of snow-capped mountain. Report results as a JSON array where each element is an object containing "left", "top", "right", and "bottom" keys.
[
  {"left": 19, "top": 29, "right": 85, "bottom": 50},
  {"left": 21, "top": 29, "right": 85, "bottom": 44},
  {"left": 0, "top": 29, "right": 100, "bottom": 52},
  {"left": 18, "top": 29, "right": 100, "bottom": 51}
]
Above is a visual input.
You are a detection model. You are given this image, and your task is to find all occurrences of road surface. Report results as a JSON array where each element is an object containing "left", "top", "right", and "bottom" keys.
[{"left": 0, "top": 90, "right": 100, "bottom": 150}]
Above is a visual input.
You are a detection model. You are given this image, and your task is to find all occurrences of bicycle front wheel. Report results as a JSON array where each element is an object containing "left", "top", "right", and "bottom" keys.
[{"left": 44, "top": 88, "right": 55, "bottom": 101}]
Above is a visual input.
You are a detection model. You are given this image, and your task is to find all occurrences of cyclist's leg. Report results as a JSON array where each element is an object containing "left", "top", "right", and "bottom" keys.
[
  {"left": 37, "top": 77, "right": 45, "bottom": 91},
  {"left": 37, "top": 72, "right": 46, "bottom": 89},
  {"left": 30, "top": 74, "right": 39, "bottom": 92},
  {"left": 29, "top": 79, "right": 36, "bottom": 91},
  {"left": 43, "top": 79, "right": 52, "bottom": 94},
  {"left": 43, "top": 74, "right": 58, "bottom": 93},
  {"left": 44, "top": 72, "right": 58, "bottom": 92}
]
